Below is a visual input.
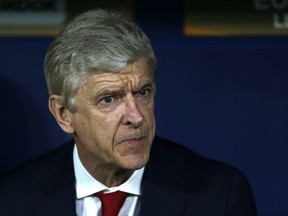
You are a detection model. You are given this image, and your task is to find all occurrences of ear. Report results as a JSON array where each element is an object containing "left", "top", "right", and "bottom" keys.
[{"left": 48, "top": 95, "right": 75, "bottom": 134}]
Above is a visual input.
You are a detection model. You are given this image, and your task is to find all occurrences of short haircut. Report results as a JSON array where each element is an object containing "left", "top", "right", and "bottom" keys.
[{"left": 44, "top": 9, "right": 157, "bottom": 112}]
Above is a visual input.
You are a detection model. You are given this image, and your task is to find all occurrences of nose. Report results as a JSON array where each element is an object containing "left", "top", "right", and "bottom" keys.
[{"left": 121, "top": 96, "right": 144, "bottom": 128}]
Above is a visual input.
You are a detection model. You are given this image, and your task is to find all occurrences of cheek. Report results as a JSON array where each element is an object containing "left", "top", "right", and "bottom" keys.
[
  {"left": 95, "top": 113, "right": 122, "bottom": 137},
  {"left": 75, "top": 119, "right": 91, "bottom": 139},
  {"left": 142, "top": 102, "right": 155, "bottom": 121}
]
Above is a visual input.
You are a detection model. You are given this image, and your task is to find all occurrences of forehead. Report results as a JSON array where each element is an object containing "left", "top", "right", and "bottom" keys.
[{"left": 83, "top": 59, "right": 153, "bottom": 90}]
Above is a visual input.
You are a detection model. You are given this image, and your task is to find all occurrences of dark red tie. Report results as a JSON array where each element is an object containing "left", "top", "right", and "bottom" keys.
[{"left": 96, "top": 191, "right": 128, "bottom": 216}]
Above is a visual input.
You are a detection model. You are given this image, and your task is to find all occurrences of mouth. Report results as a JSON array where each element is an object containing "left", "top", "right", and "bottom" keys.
[{"left": 118, "top": 136, "right": 146, "bottom": 146}]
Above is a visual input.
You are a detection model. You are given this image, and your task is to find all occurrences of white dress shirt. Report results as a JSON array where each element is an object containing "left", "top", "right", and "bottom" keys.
[{"left": 73, "top": 145, "right": 144, "bottom": 216}]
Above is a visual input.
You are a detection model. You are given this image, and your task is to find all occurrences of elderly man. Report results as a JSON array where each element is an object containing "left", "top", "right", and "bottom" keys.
[{"left": 0, "top": 9, "right": 257, "bottom": 216}]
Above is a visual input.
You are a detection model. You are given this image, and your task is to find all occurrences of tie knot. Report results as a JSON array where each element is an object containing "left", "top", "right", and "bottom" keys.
[{"left": 96, "top": 191, "right": 128, "bottom": 216}]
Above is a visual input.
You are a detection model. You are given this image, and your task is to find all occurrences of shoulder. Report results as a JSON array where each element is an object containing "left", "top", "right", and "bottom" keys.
[
  {"left": 148, "top": 136, "right": 251, "bottom": 191},
  {"left": 144, "top": 136, "right": 257, "bottom": 215},
  {"left": 150, "top": 135, "right": 238, "bottom": 171},
  {"left": 0, "top": 141, "right": 76, "bottom": 215},
  {"left": 0, "top": 140, "right": 75, "bottom": 197}
]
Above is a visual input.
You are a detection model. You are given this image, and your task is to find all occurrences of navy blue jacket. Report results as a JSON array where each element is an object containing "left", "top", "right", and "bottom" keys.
[{"left": 0, "top": 136, "right": 257, "bottom": 215}]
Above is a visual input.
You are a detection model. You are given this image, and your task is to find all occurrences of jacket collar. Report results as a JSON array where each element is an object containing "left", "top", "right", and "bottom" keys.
[
  {"left": 32, "top": 141, "right": 76, "bottom": 216},
  {"left": 140, "top": 180, "right": 189, "bottom": 215},
  {"left": 139, "top": 136, "right": 189, "bottom": 215},
  {"left": 30, "top": 137, "right": 189, "bottom": 215},
  {"left": 32, "top": 182, "right": 76, "bottom": 216}
]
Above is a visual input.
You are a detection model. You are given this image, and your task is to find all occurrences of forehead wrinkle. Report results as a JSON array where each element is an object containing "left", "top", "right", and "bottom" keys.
[
  {"left": 92, "top": 79, "right": 124, "bottom": 96},
  {"left": 119, "top": 73, "right": 140, "bottom": 91},
  {"left": 82, "top": 66, "right": 148, "bottom": 97},
  {"left": 92, "top": 71, "right": 141, "bottom": 92}
]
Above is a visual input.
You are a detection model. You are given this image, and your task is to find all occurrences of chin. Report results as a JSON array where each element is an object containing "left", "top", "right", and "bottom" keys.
[{"left": 121, "top": 154, "right": 149, "bottom": 170}]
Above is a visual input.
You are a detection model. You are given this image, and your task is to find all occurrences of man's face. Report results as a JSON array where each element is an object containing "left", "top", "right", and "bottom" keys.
[{"left": 70, "top": 59, "right": 155, "bottom": 171}]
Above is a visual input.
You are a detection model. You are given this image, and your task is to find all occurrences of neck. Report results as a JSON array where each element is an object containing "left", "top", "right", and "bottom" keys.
[
  {"left": 92, "top": 168, "right": 134, "bottom": 187},
  {"left": 77, "top": 148, "right": 134, "bottom": 187}
]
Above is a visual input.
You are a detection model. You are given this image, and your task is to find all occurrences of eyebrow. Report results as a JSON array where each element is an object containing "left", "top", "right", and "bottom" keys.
[
  {"left": 86, "top": 88, "right": 123, "bottom": 104},
  {"left": 134, "top": 81, "right": 154, "bottom": 92},
  {"left": 96, "top": 86, "right": 125, "bottom": 97},
  {"left": 90, "top": 80, "right": 155, "bottom": 100}
]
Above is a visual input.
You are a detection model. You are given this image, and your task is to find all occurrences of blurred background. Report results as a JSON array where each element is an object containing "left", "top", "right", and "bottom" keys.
[{"left": 0, "top": 1, "right": 287, "bottom": 215}]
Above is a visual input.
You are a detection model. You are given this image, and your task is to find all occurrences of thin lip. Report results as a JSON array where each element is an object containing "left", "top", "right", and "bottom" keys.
[{"left": 117, "top": 136, "right": 146, "bottom": 145}]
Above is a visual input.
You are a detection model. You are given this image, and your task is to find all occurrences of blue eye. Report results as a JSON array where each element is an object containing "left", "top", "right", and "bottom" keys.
[
  {"left": 138, "top": 88, "right": 150, "bottom": 96},
  {"left": 139, "top": 89, "right": 149, "bottom": 96},
  {"left": 98, "top": 96, "right": 116, "bottom": 107},
  {"left": 102, "top": 96, "right": 113, "bottom": 104},
  {"left": 96, "top": 94, "right": 121, "bottom": 110},
  {"left": 139, "top": 90, "right": 146, "bottom": 96}
]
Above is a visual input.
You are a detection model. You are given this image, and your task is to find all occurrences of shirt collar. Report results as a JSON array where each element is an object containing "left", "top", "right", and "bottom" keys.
[{"left": 73, "top": 144, "right": 144, "bottom": 199}]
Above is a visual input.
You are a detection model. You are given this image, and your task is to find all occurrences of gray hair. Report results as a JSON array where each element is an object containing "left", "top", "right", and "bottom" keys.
[{"left": 44, "top": 9, "right": 157, "bottom": 112}]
